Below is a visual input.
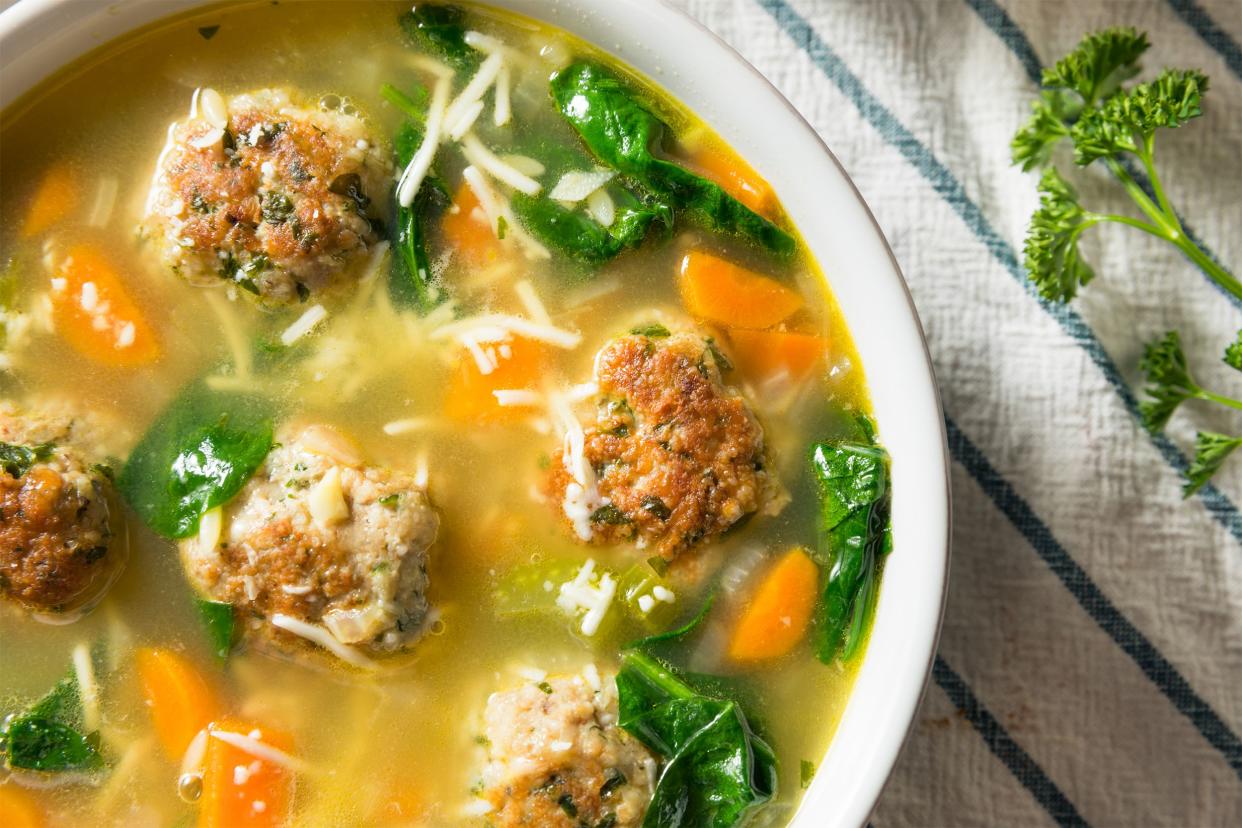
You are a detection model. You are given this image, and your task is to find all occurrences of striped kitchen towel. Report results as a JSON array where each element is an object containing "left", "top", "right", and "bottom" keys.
[{"left": 670, "top": 0, "right": 1242, "bottom": 825}]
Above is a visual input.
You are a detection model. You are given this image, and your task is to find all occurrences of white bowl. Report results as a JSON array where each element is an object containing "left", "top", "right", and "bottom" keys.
[{"left": 0, "top": 2, "right": 951, "bottom": 825}]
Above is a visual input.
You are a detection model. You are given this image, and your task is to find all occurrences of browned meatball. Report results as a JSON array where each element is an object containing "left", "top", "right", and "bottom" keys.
[
  {"left": 0, "top": 410, "right": 118, "bottom": 616},
  {"left": 181, "top": 424, "right": 438, "bottom": 661},
  {"left": 547, "top": 332, "right": 781, "bottom": 559},
  {"left": 477, "top": 671, "right": 655, "bottom": 826},
  {"left": 143, "top": 88, "right": 391, "bottom": 306}
]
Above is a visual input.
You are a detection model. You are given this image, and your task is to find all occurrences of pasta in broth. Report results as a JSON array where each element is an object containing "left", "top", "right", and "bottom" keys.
[{"left": 0, "top": 2, "right": 891, "bottom": 826}]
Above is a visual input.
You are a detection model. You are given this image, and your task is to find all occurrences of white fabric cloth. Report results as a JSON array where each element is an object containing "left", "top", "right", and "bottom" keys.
[{"left": 670, "top": 0, "right": 1242, "bottom": 825}]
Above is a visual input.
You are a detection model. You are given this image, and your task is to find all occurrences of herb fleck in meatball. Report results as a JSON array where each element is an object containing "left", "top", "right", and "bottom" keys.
[
  {"left": 0, "top": 409, "right": 119, "bottom": 616},
  {"left": 180, "top": 425, "right": 438, "bottom": 659},
  {"left": 477, "top": 671, "right": 655, "bottom": 827},
  {"left": 143, "top": 88, "right": 391, "bottom": 306},
  {"left": 548, "top": 332, "right": 782, "bottom": 559}
]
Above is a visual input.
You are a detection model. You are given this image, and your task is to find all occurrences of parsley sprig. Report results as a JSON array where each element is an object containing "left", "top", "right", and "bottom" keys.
[
  {"left": 1140, "top": 331, "right": 1242, "bottom": 495},
  {"left": 1012, "top": 28, "right": 1236, "bottom": 302},
  {"left": 1014, "top": 28, "right": 1242, "bottom": 494}
]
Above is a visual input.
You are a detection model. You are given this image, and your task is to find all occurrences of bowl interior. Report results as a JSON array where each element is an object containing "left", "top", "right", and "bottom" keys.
[{"left": 0, "top": 2, "right": 950, "bottom": 825}]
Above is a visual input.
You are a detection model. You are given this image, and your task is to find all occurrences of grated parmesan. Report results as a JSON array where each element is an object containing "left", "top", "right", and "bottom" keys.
[
  {"left": 443, "top": 51, "right": 504, "bottom": 136},
  {"left": 432, "top": 314, "right": 581, "bottom": 350},
  {"left": 397, "top": 73, "right": 451, "bottom": 206},
  {"left": 548, "top": 169, "right": 615, "bottom": 203},
  {"left": 270, "top": 613, "right": 376, "bottom": 670},
  {"left": 279, "top": 304, "right": 328, "bottom": 346},
  {"left": 459, "top": 133, "right": 541, "bottom": 196}
]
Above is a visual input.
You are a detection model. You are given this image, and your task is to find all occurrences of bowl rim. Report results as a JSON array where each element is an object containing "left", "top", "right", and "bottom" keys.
[{"left": 0, "top": 1, "right": 951, "bottom": 826}]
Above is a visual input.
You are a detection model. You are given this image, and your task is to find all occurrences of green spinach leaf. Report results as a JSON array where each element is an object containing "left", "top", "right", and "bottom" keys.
[
  {"left": 511, "top": 184, "right": 671, "bottom": 267},
  {"left": 0, "top": 441, "right": 55, "bottom": 478},
  {"left": 616, "top": 650, "right": 777, "bottom": 828},
  {"left": 196, "top": 599, "right": 236, "bottom": 659},
  {"left": 2, "top": 671, "right": 103, "bottom": 773},
  {"left": 118, "top": 382, "right": 273, "bottom": 539},
  {"left": 549, "top": 61, "right": 795, "bottom": 257},
  {"left": 389, "top": 111, "right": 451, "bottom": 313},
  {"left": 3, "top": 717, "right": 103, "bottom": 773},
  {"left": 809, "top": 434, "right": 891, "bottom": 663},
  {"left": 398, "top": 4, "right": 480, "bottom": 73}
]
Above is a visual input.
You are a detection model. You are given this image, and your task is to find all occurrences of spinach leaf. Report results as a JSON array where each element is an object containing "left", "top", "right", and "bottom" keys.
[
  {"left": 389, "top": 113, "right": 451, "bottom": 313},
  {"left": 3, "top": 717, "right": 103, "bottom": 773},
  {"left": 616, "top": 650, "right": 777, "bottom": 828},
  {"left": 196, "top": 599, "right": 235, "bottom": 659},
  {"left": 118, "top": 382, "right": 273, "bottom": 539},
  {"left": 398, "top": 4, "right": 480, "bottom": 73},
  {"left": 0, "top": 441, "right": 55, "bottom": 478},
  {"left": 2, "top": 671, "right": 103, "bottom": 773},
  {"left": 549, "top": 61, "right": 795, "bottom": 257},
  {"left": 511, "top": 184, "right": 671, "bottom": 267},
  {"left": 809, "top": 435, "right": 891, "bottom": 664}
]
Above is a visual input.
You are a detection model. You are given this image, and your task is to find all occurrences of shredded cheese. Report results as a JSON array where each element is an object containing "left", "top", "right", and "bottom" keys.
[
  {"left": 446, "top": 99, "right": 485, "bottom": 142},
  {"left": 499, "top": 154, "right": 545, "bottom": 177},
  {"left": 459, "top": 133, "right": 541, "bottom": 196},
  {"left": 493, "top": 62, "right": 512, "bottom": 126},
  {"left": 555, "top": 559, "right": 617, "bottom": 636},
  {"left": 548, "top": 170, "right": 615, "bottom": 203},
  {"left": 280, "top": 304, "right": 328, "bottom": 346},
  {"left": 586, "top": 188, "right": 616, "bottom": 227},
  {"left": 493, "top": 389, "right": 543, "bottom": 407},
  {"left": 270, "top": 614, "right": 376, "bottom": 670},
  {"left": 72, "top": 642, "right": 101, "bottom": 733},
  {"left": 209, "top": 727, "right": 311, "bottom": 772},
  {"left": 397, "top": 73, "right": 451, "bottom": 206},
  {"left": 443, "top": 52, "right": 504, "bottom": 135},
  {"left": 432, "top": 313, "right": 581, "bottom": 349}
]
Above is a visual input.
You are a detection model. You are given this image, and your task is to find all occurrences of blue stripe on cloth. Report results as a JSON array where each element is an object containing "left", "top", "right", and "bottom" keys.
[
  {"left": 933, "top": 655, "right": 1090, "bottom": 827},
  {"left": 1166, "top": 0, "right": 1242, "bottom": 82},
  {"left": 753, "top": 0, "right": 1242, "bottom": 544},
  {"left": 965, "top": 0, "right": 1242, "bottom": 311},
  {"left": 945, "top": 413, "right": 1242, "bottom": 778}
]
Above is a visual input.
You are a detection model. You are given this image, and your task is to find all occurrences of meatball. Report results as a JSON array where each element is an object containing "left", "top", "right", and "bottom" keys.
[
  {"left": 0, "top": 408, "right": 119, "bottom": 615},
  {"left": 547, "top": 332, "right": 782, "bottom": 559},
  {"left": 180, "top": 425, "right": 438, "bottom": 658},
  {"left": 478, "top": 671, "right": 656, "bottom": 827},
  {"left": 143, "top": 87, "right": 391, "bottom": 306}
]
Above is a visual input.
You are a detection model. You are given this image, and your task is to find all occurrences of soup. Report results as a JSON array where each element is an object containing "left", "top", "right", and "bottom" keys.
[{"left": 0, "top": 2, "right": 891, "bottom": 826}]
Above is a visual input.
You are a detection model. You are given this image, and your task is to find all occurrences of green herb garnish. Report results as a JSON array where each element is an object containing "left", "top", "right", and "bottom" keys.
[
  {"left": 1139, "top": 330, "right": 1242, "bottom": 494},
  {"left": 196, "top": 599, "right": 235, "bottom": 659}
]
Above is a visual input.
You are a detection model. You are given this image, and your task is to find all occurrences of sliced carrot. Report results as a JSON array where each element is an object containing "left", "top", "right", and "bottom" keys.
[
  {"left": 678, "top": 251, "right": 803, "bottom": 330},
  {"left": 199, "top": 719, "right": 294, "bottom": 828},
  {"left": 727, "top": 328, "right": 825, "bottom": 384},
  {"left": 136, "top": 647, "right": 220, "bottom": 761},
  {"left": 688, "top": 144, "right": 777, "bottom": 219},
  {"left": 22, "top": 164, "right": 77, "bottom": 238},
  {"left": 441, "top": 182, "right": 504, "bottom": 266},
  {"left": 0, "top": 783, "right": 46, "bottom": 828},
  {"left": 728, "top": 547, "right": 819, "bottom": 663},
  {"left": 50, "top": 245, "right": 160, "bottom": 367},
  {"left": 444, "top": 335, "right": 547, "bottom": 424}
]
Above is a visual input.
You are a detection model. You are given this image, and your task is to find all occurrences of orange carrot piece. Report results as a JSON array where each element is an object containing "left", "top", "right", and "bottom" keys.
[
  {"left": 444, "top": 336, "right": 547, "bottom": 424},
  {"left": 678, "top": 251, "right": 803, "bottom": 330},
  {"left": 199, "top": 720, "right": 294, "bottom": 828},
  {"left": 22, "top": 164, "right": 77, "bottom": 238},
  {"left": 441, "top": 182, "right": 504, "bottom": 265},
  {"left": 688, "top": 144, "right": 777, "bottom": 219},
  {"left": 728, "top": 547, "right": 819, "bottom": 663},
  {"left": 136, "top": 647, "right": 220, "bottom": 761},
  {"left": 0, "top": 783, "right": 46, "bottom": 828},
  {"left": 727, "top": 328, "right": 825, "bottom": 383},
  {"left": 50, "top": 245, "right": 160, "bottom": 367}
]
